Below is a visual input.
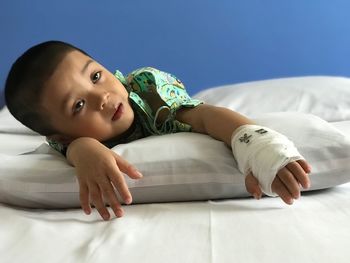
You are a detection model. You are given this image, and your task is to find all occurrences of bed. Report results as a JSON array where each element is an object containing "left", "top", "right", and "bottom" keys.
[{"left": 1, "top": 76, "right": 350, "bottom": 263}]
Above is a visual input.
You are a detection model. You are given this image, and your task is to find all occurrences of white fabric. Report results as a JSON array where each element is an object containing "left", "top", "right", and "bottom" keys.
[
  {"left": 231, "top": 125, "right": 303, "bottom": 196},
  {"left": 0, "top": 112, "right": 350, "bottom": 208},
  {"left": 0, "top": 183, "right": 350, "bottom": 263},
  {"left": 0, "top": 107, "right": 36, "bottom": 134},
  {"left": 194, "top": 76, "right": 350, "bottom": 122}
]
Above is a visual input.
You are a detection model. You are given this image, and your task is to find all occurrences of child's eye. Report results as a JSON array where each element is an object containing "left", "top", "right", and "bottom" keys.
[
  {"left": 73, "top": 99, "right": 85, "bottom": 114},
  {"left": 91, "top": 71, "right": 101, "bottom": 83}
]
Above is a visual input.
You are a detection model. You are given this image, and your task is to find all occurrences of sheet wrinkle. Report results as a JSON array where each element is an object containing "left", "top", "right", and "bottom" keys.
[
  {"left": 209, "top": 199, "right": 285, "bottom": 211},
  {"left": 20, "top": 214, "right": 103, "bottom": 224},
  {"left": 74, "top": 225, "right": 112, "bottom": 262},
  {"left": 208, "top": 201, "right": 214, "bottom": 263}
]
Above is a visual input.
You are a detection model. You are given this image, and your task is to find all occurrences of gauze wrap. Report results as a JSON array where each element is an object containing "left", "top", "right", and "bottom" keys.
[{"left": 231, "top": 125, "right": 304, "bottom": 196}]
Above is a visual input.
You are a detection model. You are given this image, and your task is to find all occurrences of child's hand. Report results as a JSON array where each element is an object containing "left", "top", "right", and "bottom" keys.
[
  {"left": 245, "top": 160, "right": 312, "bottom": 204},
  {"left": 66, "top": 137, "right": 143, "bottom": 221}
]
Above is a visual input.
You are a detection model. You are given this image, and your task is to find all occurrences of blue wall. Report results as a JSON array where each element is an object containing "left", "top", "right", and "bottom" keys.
[{"left": 1, "top": 0, "right": 350, "bottom": 108}]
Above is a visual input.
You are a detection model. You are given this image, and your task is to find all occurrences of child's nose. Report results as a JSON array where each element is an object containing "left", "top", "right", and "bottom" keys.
[{"left": 92, "top": 90, "right": 110, "bottom": 110}]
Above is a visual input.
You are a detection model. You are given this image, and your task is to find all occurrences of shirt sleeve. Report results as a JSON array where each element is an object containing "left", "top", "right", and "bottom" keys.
[
  {"left": 124, "top": 67, "right": 203, "bottom": 135},
  {"left": 46, "top": 137, "right": 68, "bottom": 156},
  {"left": 126, "top": 67, "right": 202, "bottom": 110}
]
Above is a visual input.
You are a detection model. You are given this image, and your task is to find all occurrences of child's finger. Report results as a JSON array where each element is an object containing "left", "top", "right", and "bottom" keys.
[
  {"left": 245, "top": 172, "right": 262, "bottom": 199},
  {"left": 98, "top": 179, "right": 124, "bottom": 218},
  {"left": 297, "top": 159, "right": 312, "bottom": 174},
  {"left": 89, "top": 183, "right": 110, "bottom": 221},
  {"left": 272, "top": 177, "right": 294, "bottom": 205},
  {"left": 79, "top": 181, "right": 91, "bottom": 215},
  {"left": 113, "top": 153, "right": 143, "bottom": 179},
  {"left": 108, "top": 168, "right": 133, "bottom": 205},
  {"left": 277, "top": 168, "right": 300, "bottom": 199},
  {"left": 286, "top": 162, "right": 310, "bottom": 189}
]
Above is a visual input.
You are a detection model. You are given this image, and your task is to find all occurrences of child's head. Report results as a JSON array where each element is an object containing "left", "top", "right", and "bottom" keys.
[{"left": 5, "top": 41, "right": 134, "bottom": 144}]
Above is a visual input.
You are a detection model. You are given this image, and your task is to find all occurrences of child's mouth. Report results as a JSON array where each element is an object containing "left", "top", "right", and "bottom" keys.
[{"left": 112, "top": 103, "right": 124, "bottom": 121}]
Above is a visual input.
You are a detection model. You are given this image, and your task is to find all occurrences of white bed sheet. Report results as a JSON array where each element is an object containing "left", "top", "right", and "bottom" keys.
[
  {"left": 0, "top": 186, "right": 349, "bottom": 263},
  {"left": 0, "top": 121, "right": 350, "bottom": 263}
]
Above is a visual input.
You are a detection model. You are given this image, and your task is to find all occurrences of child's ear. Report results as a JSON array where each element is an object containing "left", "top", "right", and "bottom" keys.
[{"left": 47, "top": 134, "right": 74, "bottom": 145}]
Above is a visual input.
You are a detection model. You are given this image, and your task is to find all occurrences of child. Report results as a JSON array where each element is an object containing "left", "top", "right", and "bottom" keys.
[{"left": 4, "top": 41, "right": 311, "bottom": 221}]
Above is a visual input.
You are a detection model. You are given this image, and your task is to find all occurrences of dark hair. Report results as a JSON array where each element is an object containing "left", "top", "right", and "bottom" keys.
[{"left": 4, "top": 40, "right": 89, "bottom": 136}]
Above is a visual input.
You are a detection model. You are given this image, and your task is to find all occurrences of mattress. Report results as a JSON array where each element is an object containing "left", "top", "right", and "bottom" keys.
[{"left": 1, "top": 76, "right": 350, "bottom": 263}]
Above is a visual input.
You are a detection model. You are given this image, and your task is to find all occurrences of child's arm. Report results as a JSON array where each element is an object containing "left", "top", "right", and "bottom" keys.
[
  {"left": 176, "top": 104, "right": 311, "bottom": 204},
  {"left": 66, "top": 137, "right": 143, "bottom": 220}
]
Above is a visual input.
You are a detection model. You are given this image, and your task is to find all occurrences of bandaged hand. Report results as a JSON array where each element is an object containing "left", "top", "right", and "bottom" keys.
[{"left": 231, "top": 125, "right": 311, "bottom": 202}]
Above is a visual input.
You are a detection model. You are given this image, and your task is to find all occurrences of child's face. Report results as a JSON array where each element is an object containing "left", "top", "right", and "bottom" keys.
[{"left": 41, "top": 50, "right": 134, "bottom": 143}]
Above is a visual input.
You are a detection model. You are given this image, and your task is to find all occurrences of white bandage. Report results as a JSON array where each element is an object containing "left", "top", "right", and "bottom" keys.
[{"left": 231, "top": 125, "right": 304, "bottom": 196}]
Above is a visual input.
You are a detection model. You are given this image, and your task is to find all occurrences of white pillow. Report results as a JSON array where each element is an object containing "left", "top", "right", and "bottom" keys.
[
  {"left": 0, "top": 112, "right": 350, "bottom": 208},
  {"left": 0, "top": 107, "right": 37, "bottom": 135},
  {"left": 194, "top": 76, "right": 350, "bottom": 122}
]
